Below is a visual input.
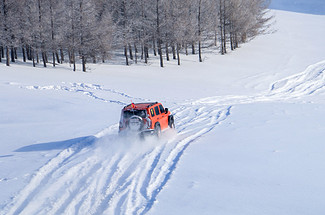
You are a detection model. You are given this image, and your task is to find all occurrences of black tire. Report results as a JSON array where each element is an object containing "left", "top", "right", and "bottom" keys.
[
  {"left": 154, "top": 123, "right": 161, "bottom": 137},
  {"left": 168, "top": 115, "right": 175, "bottom": 129}
]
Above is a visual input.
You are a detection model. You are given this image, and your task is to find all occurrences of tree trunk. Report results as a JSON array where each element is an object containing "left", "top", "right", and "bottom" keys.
[
  {"left": 172, "top": 44, "right": 176, "bottom": 59},
  {"left": 32, "top": 48, "right": 36, "bottom": 67},
  {"left": 222, "top": 0, "right": 226, "bottom": 54},
  {"left": 177, "top": 43, "right": 180, "bottom": 66},
  {"left": 235, "top": 33, "right": 238, "bottom": 48},
  {"left": 230, "top": 33, "right": 234, "bottom": 51},
  {"left": 36, "top": 51, "right": 39, "bottom": 63},
  {"left": 128, "top": 43, "right": 133, "bottom": 60},
  {"left": 165, "top": 43, "right": 169, "bottom": 61},
  {"left": 198, "top": 41, "right": 202, "bottom": 62},
  {"left": 146, "top": 45, "right": 149, "bottom": 59},
  {"left": 45, "top": 51, "right": 48, "bottom": 63},
  {"left": 6, "top": 46, "right": 10, "bottom": 66},
  {"left": 134, "top": 43, "right": 138, "bottom": 64},
  {"left": 52, "top": 52, "right": 56, "bottom": 67},
  {"left": 219, "top": 0, "right": 225, "bottom": 55},
  {"left": 10, "top": 47, "right": 15, "bottom": 62},
  {"left": 0, "top": 46, "right": 4, "bottom": 58},
  {"left": 198, "top": 0, "right": 202, "bottom": 62},
  {"left": 124, "top": 45, "right": 129, "bottom": 66},
  {"left": 37, "top": 0, "right": 47, "bottom": 65},
  {"left": 102, "top": 52, "right": 106, "bottom": 63},
  {"left": 50, "top": 0, "right": 57, "bottom": 66},
  {"left": 144, "top": 44, "right": 148, "bottom": 64},
  {"left": 141, "top": 44, "right": 144, "bottom": 60},
  {"left": 68, "top": 49, "right": 72, "bottom": 64},
  {"left": 191, "top": 42, "right": 195, "bottom": 54},
  {"left": 158, "top": 41, "right": 163, "bottom": 67},
  {"left": 22, "top": 47, "right": 26, "bottom": 62},
  {"left": 56, "top": 52, "right": 60, "bottom": 63},
  {"left": 14, "top": 48, "right": 17, "bottom": 59},
  {"left": 153, "top": 40, "right": 157, "bottom": 56},
  {"left": 27, "top": 45, "right": 32, "bottom": 60},
  {"left": 156, "top": 0, "right": 163, "bottom": 67},
  {"left": 72, "top": 51, "right": 76, "bottom": 71},
  {"left": 42, "top": 52, "right": 47, "bottom": 67},
  {"left": 82, "top": 55, "right": 86, "bottom": 72},
  {"left": 60, "top": 49, "right": 64, "bottom": 63},
  {"left": 230, "top": 23, "right": 234, "bottom": 51}
]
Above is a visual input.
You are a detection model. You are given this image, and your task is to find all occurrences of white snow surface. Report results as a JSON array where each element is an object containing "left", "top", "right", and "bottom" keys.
[{"left": 1, "top": 10, "right": 325, "bottom": 215}]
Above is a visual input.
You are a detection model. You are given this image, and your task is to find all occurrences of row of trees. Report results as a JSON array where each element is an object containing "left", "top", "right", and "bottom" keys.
[{"left": 1, "top": 0, "right": 272, "bottom": 71}]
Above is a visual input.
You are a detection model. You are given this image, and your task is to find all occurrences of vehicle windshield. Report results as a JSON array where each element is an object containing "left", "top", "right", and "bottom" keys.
[{"left": 123, "top": 110, "right": 147, "bottom": 118}]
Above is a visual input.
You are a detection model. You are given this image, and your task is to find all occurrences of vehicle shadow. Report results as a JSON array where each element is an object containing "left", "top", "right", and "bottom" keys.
[
  {"left": 14, "top": 136, "right": 97, "bottom": 152},
  {"left": 0, "top": 154, "right": 14, "bottom": 158}
]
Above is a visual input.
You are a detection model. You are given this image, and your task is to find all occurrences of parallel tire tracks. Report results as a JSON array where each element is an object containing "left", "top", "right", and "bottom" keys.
[{"left": 3, "top": 60, "right": 325, "bottom": 215}]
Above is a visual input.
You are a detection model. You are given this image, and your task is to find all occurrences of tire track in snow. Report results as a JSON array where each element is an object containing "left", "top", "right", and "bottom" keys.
[
  {"left": 4, "top": 60, "right": 325, "bottom": 214},
  {"left": 23, "top": 82, "right": 148, "bottom": 105},
  {"left": 3, "top": 103, "right": 232, "bottom": 215},
  {"left": 193, "top": 60, "right": 325, "bottom": 106},
  {"left": 3, "top": 134, "right": 101, "bottom": 215},
  {"left": 269, "top": 60, "right": 325, "bottom": 98}
]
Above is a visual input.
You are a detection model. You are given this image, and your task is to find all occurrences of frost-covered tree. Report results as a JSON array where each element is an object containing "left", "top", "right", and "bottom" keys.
[
  {"left": 0, "top": 0, "right": 19, "bottom": 66},
  {"left": 63, "top": 0, "right": 113, "bottom": 72},
  {"left": 1, "top": 0, "right": 272, "bottom": 68}
]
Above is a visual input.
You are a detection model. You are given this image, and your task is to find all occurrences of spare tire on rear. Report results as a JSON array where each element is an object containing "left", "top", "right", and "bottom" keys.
[{"left": 128, "top": 115, "right": 143, "bottom": 131}]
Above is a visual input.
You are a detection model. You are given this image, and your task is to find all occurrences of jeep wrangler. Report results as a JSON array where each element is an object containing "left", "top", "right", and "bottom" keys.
[{"left": 118, "top": 102, "right": 175, "bottom": 137}]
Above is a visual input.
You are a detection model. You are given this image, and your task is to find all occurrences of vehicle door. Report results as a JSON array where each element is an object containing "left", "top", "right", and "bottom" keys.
[
  {"left": 149, "top": 105, "right": 161, "bottom": 129},
  {"left": 158, "top": 104, "right": 168, "bottom": 129},
  {"left": 148, "top": 107, "right": 156, "bottom": 129}
]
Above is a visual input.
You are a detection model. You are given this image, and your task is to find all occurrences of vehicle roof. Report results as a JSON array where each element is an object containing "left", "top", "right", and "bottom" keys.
[{"left": 123, "top": 102, "right": 159, "bottom": 111}]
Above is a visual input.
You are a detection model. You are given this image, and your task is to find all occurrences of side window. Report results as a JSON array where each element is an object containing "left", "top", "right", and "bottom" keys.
[
  {"left": 154, "top": 106, "right": 160, "bottom": 115},
  {"left": 150, "top": 108, "right": 155, "bottom": 117},
  {"left": 159, "top": 104, "right": 164, "bottom": 114}
]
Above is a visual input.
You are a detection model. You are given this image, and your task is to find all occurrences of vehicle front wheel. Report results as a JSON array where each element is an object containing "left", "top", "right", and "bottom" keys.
[{"left": 168, "top": 115, "right": 175, "bottom": 129}]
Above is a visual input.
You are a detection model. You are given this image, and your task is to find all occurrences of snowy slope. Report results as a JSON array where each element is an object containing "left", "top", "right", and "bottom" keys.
[
  {"left": 150, "top": 102, "right": 325, "bottom": 215},
  {"left": 1, "top": 10, "right": 325, "bottom": 215},
  {"left": 149, "top": 60, "right": 325, "bottom": 215}
]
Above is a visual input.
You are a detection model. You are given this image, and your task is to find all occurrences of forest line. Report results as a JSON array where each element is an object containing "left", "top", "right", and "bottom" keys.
[{"left": 0, "top": 0, "right": 272, "bottom": 71}]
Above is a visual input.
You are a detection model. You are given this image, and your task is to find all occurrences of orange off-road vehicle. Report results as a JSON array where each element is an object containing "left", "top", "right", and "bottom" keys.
[{"left": 119, "top": 102, "right": 175, "bottom": 137}]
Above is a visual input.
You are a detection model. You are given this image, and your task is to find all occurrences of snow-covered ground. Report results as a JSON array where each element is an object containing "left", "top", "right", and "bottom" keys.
[{"left": 1, "top": 10, "right": 325, "bottom": 215}]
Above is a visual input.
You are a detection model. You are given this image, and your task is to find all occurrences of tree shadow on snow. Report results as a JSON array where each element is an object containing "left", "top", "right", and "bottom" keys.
[{"left": 14, "top": 136, "right": 97, "bottom": 152}]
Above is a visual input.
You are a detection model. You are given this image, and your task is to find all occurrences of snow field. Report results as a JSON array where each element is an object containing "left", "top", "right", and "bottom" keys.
[
  {"left": 3, "top": 57, "right": 325, "bottom": 214},
  {"left": 1, "top": 9, "right": 325, "bottom": 215},
  {"left": 2, "top": 95, "right": 233, "bottom": 214}
]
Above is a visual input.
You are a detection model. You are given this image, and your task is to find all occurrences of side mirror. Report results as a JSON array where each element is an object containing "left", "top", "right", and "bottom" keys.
[{"left": 165, "top": 108, "right": 169, "bottom": 114}]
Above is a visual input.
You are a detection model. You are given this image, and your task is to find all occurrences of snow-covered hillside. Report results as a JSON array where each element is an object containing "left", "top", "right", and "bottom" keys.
[{"left": 1, "top": 10, "right": 325, "bottom": 215}]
